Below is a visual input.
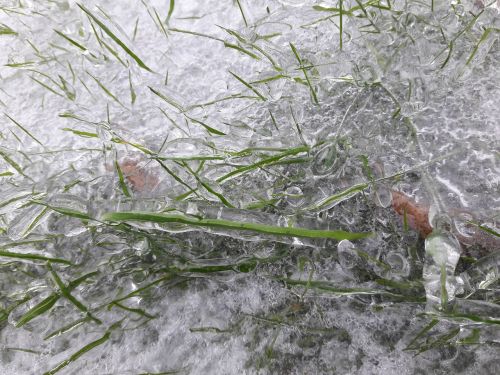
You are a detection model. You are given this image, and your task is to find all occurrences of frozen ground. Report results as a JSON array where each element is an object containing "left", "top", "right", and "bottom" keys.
[{"left": 0, "top": 1, "right": 499, "bottom": 374}]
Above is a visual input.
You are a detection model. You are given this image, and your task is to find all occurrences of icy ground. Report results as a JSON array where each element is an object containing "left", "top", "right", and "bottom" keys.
[{"left": 0, "top": 1, "right": 499, "bottom": 374}]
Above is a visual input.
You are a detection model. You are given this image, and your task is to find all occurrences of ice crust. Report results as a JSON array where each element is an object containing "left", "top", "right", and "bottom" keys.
[{"left": 0, "top": 1, "right": 499, "bottom": 374}]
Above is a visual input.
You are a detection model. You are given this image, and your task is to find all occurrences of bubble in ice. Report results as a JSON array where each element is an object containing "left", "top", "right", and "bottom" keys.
[
  {"left": 311, "top": 142, "right": 341, "bottom": 176},
  {"left": 337, "top": 240, "right": 361, "bottom": 270},
  {"left": 285, "top": 186, "right": 305, "bottom": 207}
]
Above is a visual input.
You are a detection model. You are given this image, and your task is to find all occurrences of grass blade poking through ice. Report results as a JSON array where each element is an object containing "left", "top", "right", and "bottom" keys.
[
  {"left": 102, "top": 211, "right": 371, "bottom": 241},
  {"left": 115, "top": 160, "right": 131, "bottom": 197},
  {"left": 77, "top": 3, "right": 153, "bottom": 72},
  {"left": 16, "top": 272, "right": 97, "bottom": 327},
  {"left": 48, "top": 264, "right": 102, "bottom": 324},
  {"left": 44, "top": 330, "right": 111, "bottom": 375},
  {"left": 4, "top": 113, "right": 44, "bottom": 146},
  {"left": 229, "top": 71, "right": 266, "bottom": 101},
  {"left": 290, "top": 43, "right": 319, "bottom": 104},
  {"left": 0, "top": 249, "right": 73, "bottom": 265},
  {"left": 166, "top": 0, "right": 175, "bottom": 24}
]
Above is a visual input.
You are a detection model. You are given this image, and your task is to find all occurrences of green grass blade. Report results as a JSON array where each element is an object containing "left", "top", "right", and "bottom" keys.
[
  {"left": 115, "top": 160, "right": 131, "bottom": 197},
  {"left": 185, "top": 115, "right": 226, "bottom": 136},
  {"left": 0, "top": 149, "right": 27, "bottom": 177},
  {"left": 235, "top": 0, "right": 248, "bottom": 26},
  {"left": 15, "top": 272, "right": 97, "bottom": 327},
  {"left": 0, "top": 23, "right": 17, "bottom": 35},
  {"left": 53, "top": 29, "right": 87, "bottom": 51},
  {"left": 48, "top": 264, "right": 101, "bottom": 324},
  {"left": 0, "top": 250, "right": 73, "bottom": 265},
  {"left": 217, "top": 145, "right": 309, "bottom": 183},
  {"left": 149, "top": 86, "right": 185, "bottom": 112},
  {"left": 77, "top": 3, "right": 153, "bottom": 72},
  {"left": 289, "top": 43, "right": 318, "bottom": 104},
  {"left": 307, "top": 183, "right": 369, "bottom": 212},
  {"left": 109, "top": 301, "right": 156, "bottom": 319},
  {"left": 4, "top": 113, "right": 44, "bottom": 146},
  {"left": 128, "top": 70, "right": 136, "bottom": 104},
  {"left": 30, "top": 76, "right": 64, "bottom": 98},
  {"left": 466, "top": 28, "right": 497, "bottom": 66},
  {"left": 44, "top": 317, "right": 91, "bottom": 340},
  {"left": 166, "top": 0, "right": 175, "bottom": 24},
  {"left": 62, "top": 128, "right": 98, "bottom": 138},
  {"left": 86, "top": 71, "right": 124, "bottom": 107},
  {"left": 15, "top": 294, "right": 60, "bottom": 328},
  {"left": 102, "top": 211, "right": 371, "bottom": 241},
  {"left": 228, "top": 71, "right": 266, "bottom": 101},
  {"left": 43, "top": 331, "right": 111, "bottom": 375}
]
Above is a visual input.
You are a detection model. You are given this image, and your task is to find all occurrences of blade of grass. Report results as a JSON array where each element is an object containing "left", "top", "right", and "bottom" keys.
[
  {"left": 165, "top": 0, "right": 175, "bottom": 24},
  {"left": 149, "top": 86, "right": 185, "bottom": 112},
  {"left": 108, "top": 301, "right": 156, "bottom": 319},
  {"left": 0, "top": 249, "right": 72, "bottom": 265},
  {"left": 182, "top": 162, "right": 234, "bottom": 208},
  {"left": 0, "top": 149, "right": 27, "bottom": 177},
  {"left": 128, "top": 70, "right": 136, "bottom": 104},
  {"left": 77, "top": 3, "right": 153, "bottom": 72},
  {"left": 289, "top": 43, "right": 318, "bottom": 104},
  {"left": 228, "top": 71, "right": 266, "bottom": 101},
  {"left": 16, "top": 272, "right": 97, "bottom": 327},
  {"left": 466, "top": 28, "right": 498, "bottom": 66},
  {"left": 185, "top": 115, "right": 226, "bottom": 136},
  {"left": 86, "top": 71, "right": 125, "bottom": 107},
  {"left": 4, "top": 113, "right": 44, "bottom": 146},
  {"left": 62, "top": 128, "right": 99, "bottom": 138},
  {"left": 30, "top": 76, "right": 64, "bottom": 98},
  {"left": 0, "top": 23, "right": 17, "bottom": 35},
  {"left": 44, "top": 317, "right": 91, "bottom": 340},
  {"left": 48, "top": 264, "right": 102, "bottom": 324},
  {"left": 102, "top": 211, "right": 372, "bottom": 241},
  {"left": 43, "top": 330, "right": 111, "bottom": 375},
  {"left": 217, "top": 145, "right": 309, "bottom": 183},
  {"left": 115, "top": 160, "right": 131, "bottom": 197},
  {"left": 53, "top": 29, "right": 87, "bottom": 51},
  {"left": 307, "top": 182, "right": 369, "bottom": 212},
  {"left": 235, "top": 0, "right": 248, "bottom": 26}
]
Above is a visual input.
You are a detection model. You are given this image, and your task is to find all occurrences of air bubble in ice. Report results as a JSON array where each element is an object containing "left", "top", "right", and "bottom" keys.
[
  {"left": 285, "top": 186, "right": 305, "bottom": 207},
  {"left": 337, "top": 240, "right": 361, "bottom": 270},
  {"left": 311, "top": 142, "right": 340, "bottom": 176}
]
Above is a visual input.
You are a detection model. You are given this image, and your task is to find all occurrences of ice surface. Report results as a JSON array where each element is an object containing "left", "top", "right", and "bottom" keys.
[{"left": 1, "top": 0, "right": 499, "bottom": 374}]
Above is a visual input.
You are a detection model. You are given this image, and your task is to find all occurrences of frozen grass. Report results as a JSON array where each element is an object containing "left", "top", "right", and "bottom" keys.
[{"left": 0, "top": 0, "right": 499, "bottom": 374}]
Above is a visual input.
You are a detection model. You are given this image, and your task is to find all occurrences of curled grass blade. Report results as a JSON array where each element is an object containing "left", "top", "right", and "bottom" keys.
[{"left": 102, "top": 211, "right": 371, "bottom": 241}]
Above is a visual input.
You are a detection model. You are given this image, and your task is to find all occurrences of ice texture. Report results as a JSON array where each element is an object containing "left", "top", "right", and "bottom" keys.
[{"left": 1, "top": 0, "right": 499, "bottom": 374}]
